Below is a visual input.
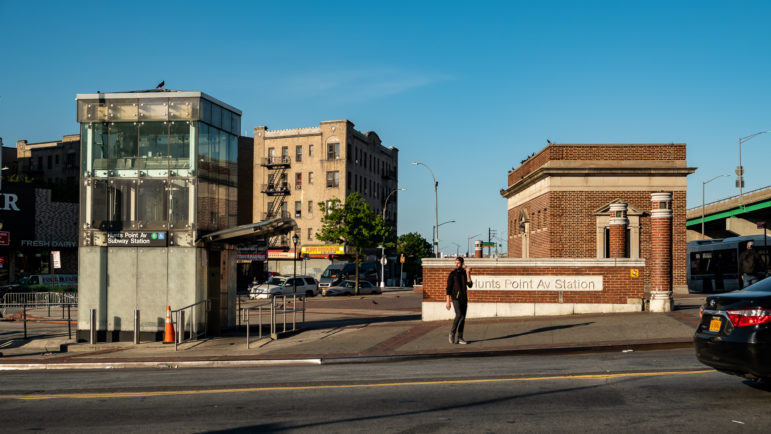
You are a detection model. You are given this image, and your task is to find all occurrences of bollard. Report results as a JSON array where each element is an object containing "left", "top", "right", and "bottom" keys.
[
  {"left": 134, "top": 309, "right": 140, "bottom": 344},
  {"left": 89, "top": 308, "right": 96, "bottom": 344},
  {"left": 177, "top": 311, "right": 185, "bottom": 346}
]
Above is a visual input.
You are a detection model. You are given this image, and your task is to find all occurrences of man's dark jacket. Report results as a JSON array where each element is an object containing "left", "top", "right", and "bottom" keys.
[{"left": 446, "top": 268, "right": 473, "bottom": 300}]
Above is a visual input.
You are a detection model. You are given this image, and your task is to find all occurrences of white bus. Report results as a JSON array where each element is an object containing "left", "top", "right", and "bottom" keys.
[{"left": 687, "top": 235, "right": 770, "bottom": 293}]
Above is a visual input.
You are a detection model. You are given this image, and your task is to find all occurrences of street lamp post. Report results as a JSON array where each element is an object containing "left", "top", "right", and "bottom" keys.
[
  {"left": 702, "top": 174, "right": 729, "bottom": 239},
  {"left": 467, "top": 233, "right": 481, "bottom": 257},
  {"left": 292, "top": 233, "right": 299, "bottom": 295},
  {"left": 381, "top": 187, "right": 406, "bottom": 288},
  {"left": 433, "top": 220, "right": 456, "bottom": 257},
  {"left": 412, "top": 162, "right": 439, "bottom": 257},
  {"left": 737, "top": 131, "right": 771, "bottom": 204}
]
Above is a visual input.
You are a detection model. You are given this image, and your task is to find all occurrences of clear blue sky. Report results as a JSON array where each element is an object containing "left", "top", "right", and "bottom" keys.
[{"left": 3, "top": 0, "right": 771, "bottom": 256}]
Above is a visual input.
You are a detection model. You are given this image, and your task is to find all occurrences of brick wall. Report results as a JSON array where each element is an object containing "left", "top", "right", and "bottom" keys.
[{"left": 422, "top": 259, "right": 645, "bottom": 305}]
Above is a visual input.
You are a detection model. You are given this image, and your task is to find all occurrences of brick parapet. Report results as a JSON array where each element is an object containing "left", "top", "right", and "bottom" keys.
[{"left": 422, "top": 258, "right": 645, "bottom": 305}]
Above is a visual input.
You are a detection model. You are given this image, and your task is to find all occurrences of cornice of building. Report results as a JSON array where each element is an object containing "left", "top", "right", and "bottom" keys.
[
  {"left": 501, "top": 165, "right": 697, "bottom": 198},
  {"left": 264, "top": 127, "right": 322, "bottom": 138}
]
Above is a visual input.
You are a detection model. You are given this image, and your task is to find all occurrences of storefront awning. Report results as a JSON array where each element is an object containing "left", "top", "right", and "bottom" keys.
[{"left": 197, "top": 218, "right": 296, "bottom": 245}]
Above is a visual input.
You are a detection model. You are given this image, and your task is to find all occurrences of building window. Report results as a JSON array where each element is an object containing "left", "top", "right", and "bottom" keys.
[
  {"left": 281, "top": 146, "right": 289, "bottom": 163},
  {"left": 296, "top": 145, "right": 302, "bottom": 163},
  {"left": 295, "top": 201, "right": 302, "bottom": 218},
  {"left": 327, "top": 142, "right": 340, "bottom": 160},
  {"left": 308, "top": 172, "right": 314, "bottom": 184},
  {"left": 326, "top": 171, "right": 339, "bottom": 188},
  {"left": 295, "top": 173, "right": 302, "bottom": 189},
  {"left": 268, "top": 147, "right": 275, "bottom": 164},
  {"left": 308, "top": 200, "right": 313, "bottom": 214},
  {"left": 307, "top": 227, "right": 313, "bottom": 241},
  {"left": 48, "top": 155, "right": 53, "bottom": 170},
  {"left": 308, "top": 144, "right": 314, "bottom": 157}
]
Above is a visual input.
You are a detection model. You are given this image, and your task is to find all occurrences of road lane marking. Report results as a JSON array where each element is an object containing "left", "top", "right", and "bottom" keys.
[{"left": 2, "top": 369, "right": 714, "bottom": 401}]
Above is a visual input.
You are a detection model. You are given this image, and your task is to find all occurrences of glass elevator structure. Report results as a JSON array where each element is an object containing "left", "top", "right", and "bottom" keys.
[{"left": 76, "top": 90, "right": 241, "bottom": 341}]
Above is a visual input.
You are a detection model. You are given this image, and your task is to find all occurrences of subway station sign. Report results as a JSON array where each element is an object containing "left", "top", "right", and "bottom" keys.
[
  {"left": 107, "top": 231, "right": 168, "bottom": 247},
  {"left": 473, "top": 275, "right": 603, "bottom": 291}
]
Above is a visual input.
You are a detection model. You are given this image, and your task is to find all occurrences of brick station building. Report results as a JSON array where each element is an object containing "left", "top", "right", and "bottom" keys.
[{"left": 421, "top": 143, "right": 695, "bottom": 320}]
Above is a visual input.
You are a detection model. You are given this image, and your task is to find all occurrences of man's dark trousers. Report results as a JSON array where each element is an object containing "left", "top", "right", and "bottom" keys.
[{"left": 451, "top": 298, "right": 468, "bottom": 342}]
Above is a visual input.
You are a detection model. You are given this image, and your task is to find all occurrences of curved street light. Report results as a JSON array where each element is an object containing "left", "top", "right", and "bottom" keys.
[
  {"left": 433, "top": 220, "right": 455, "bottom": 257},
  {"left": 702, "top": 174, "right": 729, "bottom": 239},
  {"left": 412, "top": 162, "right": 439, "bottom": 257},
  {"left": 381, "top": 187, "right": 406, "bottom": 288},
  {"left": 738, "top": 131, "right": 771, "bottom": 204}
]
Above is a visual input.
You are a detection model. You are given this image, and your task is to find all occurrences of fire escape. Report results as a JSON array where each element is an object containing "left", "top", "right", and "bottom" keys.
[{"left": 261, "top": 154, "right": 291, "bottom": 248}]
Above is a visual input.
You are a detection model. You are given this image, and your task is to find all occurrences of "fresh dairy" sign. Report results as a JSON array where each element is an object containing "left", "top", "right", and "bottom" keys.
[{"left": 473, "top": 275, "right": 603, "bottom": 291}]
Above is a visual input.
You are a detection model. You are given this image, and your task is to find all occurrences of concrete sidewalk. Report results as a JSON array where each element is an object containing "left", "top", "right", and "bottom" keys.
[{"left": 0, "top": 291, "right": 704, "bottom": 369}]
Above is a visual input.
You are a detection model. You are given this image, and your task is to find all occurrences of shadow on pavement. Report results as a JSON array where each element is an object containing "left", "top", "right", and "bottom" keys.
[{"left": 476, "top": 322, "right": 594, "bottom": 343}]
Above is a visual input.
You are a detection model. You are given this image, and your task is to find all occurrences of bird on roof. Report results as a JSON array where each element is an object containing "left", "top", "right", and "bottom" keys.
[
  {"left": 156, "top": 80, "right": 165, "bottom": 89},
  {"left": 547, "top": 139, "right": 552, "bottom": 144}
]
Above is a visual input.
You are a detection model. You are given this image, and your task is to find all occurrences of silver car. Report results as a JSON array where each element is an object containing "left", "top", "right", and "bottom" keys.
[
  {"left": 322, "top": 280, "right": 382, "bottom": 296},
  {"left": 249, "top": 276, "right": 319, "bottom": 299}
]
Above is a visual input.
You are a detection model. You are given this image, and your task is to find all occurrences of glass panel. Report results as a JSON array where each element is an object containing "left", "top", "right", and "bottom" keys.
[
  {"left": 228, "top": 185, "right": 237, "bottom": 227},
  {"left": 169, "top": 121, "right": 191, "bottom": 169},
  {"left": 89, "top": 122, "right": 109, "bottom": 172},
  {"left": 138, "top": 100, "right": 168, "bottom": 121},
  {"left": 91, "top": 179, "right": 110, "bottom": 230},
  {"left": 221, "top": 108, "right": 231, "bottom": 132},
  {"left": 228, "top": 134, "right": 237, "bottom": 186},
  {"left": 212, "top": 104, "right": 222, "bottom": 129},
  {"left": 201, "top": 99, "right": 212, "bottom": 125},
  {"left": 169, "top": 98, "right": 194, "bottom": 120},
  {"left": 109, "top": 101, "right": 138, "bottom": 122},
  {"left": 108, "top": 122, "right": 138, "bottom": 170},
  {"left": 218, "top": 129, "right": 229, "bottom": 183},
  {"left": 196, "top": 179, "right": 213, "bottom": 231},
  {"left": 138, "top": 122, "right": 169, "bottom": 170},
  {"left": 231, "top": 112, "right": 240, "bottom": 135},
  {"left": 218, "top": 184, "right": 227, "bottom": 229},
  {"left": 169, "top": 179, "right": 190, "bottom": 229},
  {"left": 209, "top": 127, "right": 219, "bottom": 181},
  {"left": 138, "top": 179, "right": 167, "bottom": 229},
  {"left": 198, "top": 123, "right": 210, "bottom": 178},
  {"left": 110, "top": 178, "right": 137, "bottom": 230}
]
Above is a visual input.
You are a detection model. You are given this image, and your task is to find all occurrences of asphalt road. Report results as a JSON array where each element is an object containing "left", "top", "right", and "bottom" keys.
[{"left": 1, "top": 348, "right": 770, "bottom": 432}]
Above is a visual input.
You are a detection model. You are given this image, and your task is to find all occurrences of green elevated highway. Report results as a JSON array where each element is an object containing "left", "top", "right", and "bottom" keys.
[{"left": 686, "top": 186, "right": 771, "bottom": 241}]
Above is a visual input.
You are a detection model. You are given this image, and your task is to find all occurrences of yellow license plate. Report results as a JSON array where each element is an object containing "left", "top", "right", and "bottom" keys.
[{"left": 709, "top": 317, "right": 722, "bottom": 332}]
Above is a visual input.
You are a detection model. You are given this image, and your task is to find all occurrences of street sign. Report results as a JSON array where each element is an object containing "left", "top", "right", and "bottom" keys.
[
  {"left": 630, "top": 269, "right": 639, "bottom": 278},
  {"left": 757, "top": 222, "right": 766, "bottom": 229},
  {"left": 52, "top": 251, "right": 61, "bottom": 269},
  {"left": 400, "top": 254, "right": 405, "bottom": 263},
  {"left": 0, "top": 231, "right": 9, "bottom": 246}
]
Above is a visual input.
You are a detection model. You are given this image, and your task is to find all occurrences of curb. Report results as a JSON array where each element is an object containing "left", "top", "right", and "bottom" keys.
[{"left": 0, "top": 339, "right": 694, "bottom": 371}]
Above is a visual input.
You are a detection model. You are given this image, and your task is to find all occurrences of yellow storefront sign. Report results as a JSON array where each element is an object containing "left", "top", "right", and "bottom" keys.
[{"left": 300, "top": 245, "right": 346, "bottom": 255}]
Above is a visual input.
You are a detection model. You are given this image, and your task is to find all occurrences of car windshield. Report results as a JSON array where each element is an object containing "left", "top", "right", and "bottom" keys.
[
  {"left": 340, "top": 281, "right": 355, "bottom": 288},
  {"left": 18, "top": 277, "right": 29, "bottom": 285},
  {"left": 321, "top": 269, "right": 340, "bottom": 278},
  {"left": 267, "top": 277, "right": 286, "bottom": 285}
]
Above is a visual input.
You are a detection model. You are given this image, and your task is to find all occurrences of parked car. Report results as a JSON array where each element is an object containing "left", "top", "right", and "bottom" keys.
[
  {"left": 319, "top": 262, "right": 379, "bottom": 289},
  {"left": 322, "top": 280, "right": 381, "bottom": 296},
  {"left": 249, "top": 275, "right": 318, "bottom": 299},
  {"left": 694, "top": 278, "right": 771, "bottom": 382}
]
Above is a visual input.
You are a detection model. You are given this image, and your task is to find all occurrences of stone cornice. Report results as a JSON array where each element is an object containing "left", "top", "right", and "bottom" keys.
[
  {"left": 501, "top": 166, "right": 697, "bottom": 198},
  {"left": 422, "top": 258, "right": 646, "bottom": 268}
]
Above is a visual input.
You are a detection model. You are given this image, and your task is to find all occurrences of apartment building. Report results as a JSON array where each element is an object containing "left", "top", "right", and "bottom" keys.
[{"left": 253, "top": 120, "right": 399, "bottom": 278}]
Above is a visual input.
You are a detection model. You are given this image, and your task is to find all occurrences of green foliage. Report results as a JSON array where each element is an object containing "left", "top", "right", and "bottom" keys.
[
  {"left": 317, "top": 193, "right": 386, "bottom": 294},
  {"left": 397, "top": 232, "right": 432, "bottom": 285}
]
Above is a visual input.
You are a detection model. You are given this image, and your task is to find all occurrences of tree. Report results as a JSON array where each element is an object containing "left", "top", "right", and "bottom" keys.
[
  {"left": 397, "top": 232, "right": 432, "bottom": 286},
  {"left": 317, "top": 193, "right": 385, "bottom": 295}
]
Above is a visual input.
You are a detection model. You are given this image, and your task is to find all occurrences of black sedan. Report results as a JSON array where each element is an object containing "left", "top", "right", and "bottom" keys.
[{"left": 694, "top": 277, "right": 771, "bottom": 382}]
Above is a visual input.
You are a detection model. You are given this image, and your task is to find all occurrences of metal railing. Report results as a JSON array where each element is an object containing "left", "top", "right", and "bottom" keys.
[
  {"left": 1, "top": 292, "right": 77, "bottom": 340},
  {"left": 241, "top": 295, "right": 306, "bottom": 349},
  {"left": 171, "top": 299, "right": 211, "bottom": 351}
]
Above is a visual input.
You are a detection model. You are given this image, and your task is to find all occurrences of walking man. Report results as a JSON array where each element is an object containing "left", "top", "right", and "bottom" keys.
[
  {"left": 446, "top": 257, "right": 473, "bottom": 344},
  {"left": 739, "top": 241, "right": 764, "bottom": 288}
]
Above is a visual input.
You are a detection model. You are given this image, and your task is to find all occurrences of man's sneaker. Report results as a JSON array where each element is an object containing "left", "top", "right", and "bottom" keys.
[
  {"left": 458, "top": 338, "right": 468, "bottom": 345},
  {"left": 449, "top": 333, "right": 455, "bottom": 344}
]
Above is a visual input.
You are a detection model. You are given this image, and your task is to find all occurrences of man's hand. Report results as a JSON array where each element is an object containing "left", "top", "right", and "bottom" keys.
[{"left": 445, "top": 295, "right": 451, "bottom": 310}]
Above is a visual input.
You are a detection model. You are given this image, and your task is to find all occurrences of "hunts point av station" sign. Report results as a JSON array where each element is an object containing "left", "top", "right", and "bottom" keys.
[
  {"left": 107, "top": 231, "right": 168, "bottom": 247},
  {"left": 473, "top": 275, "right": 603, "bottom": 291}
]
